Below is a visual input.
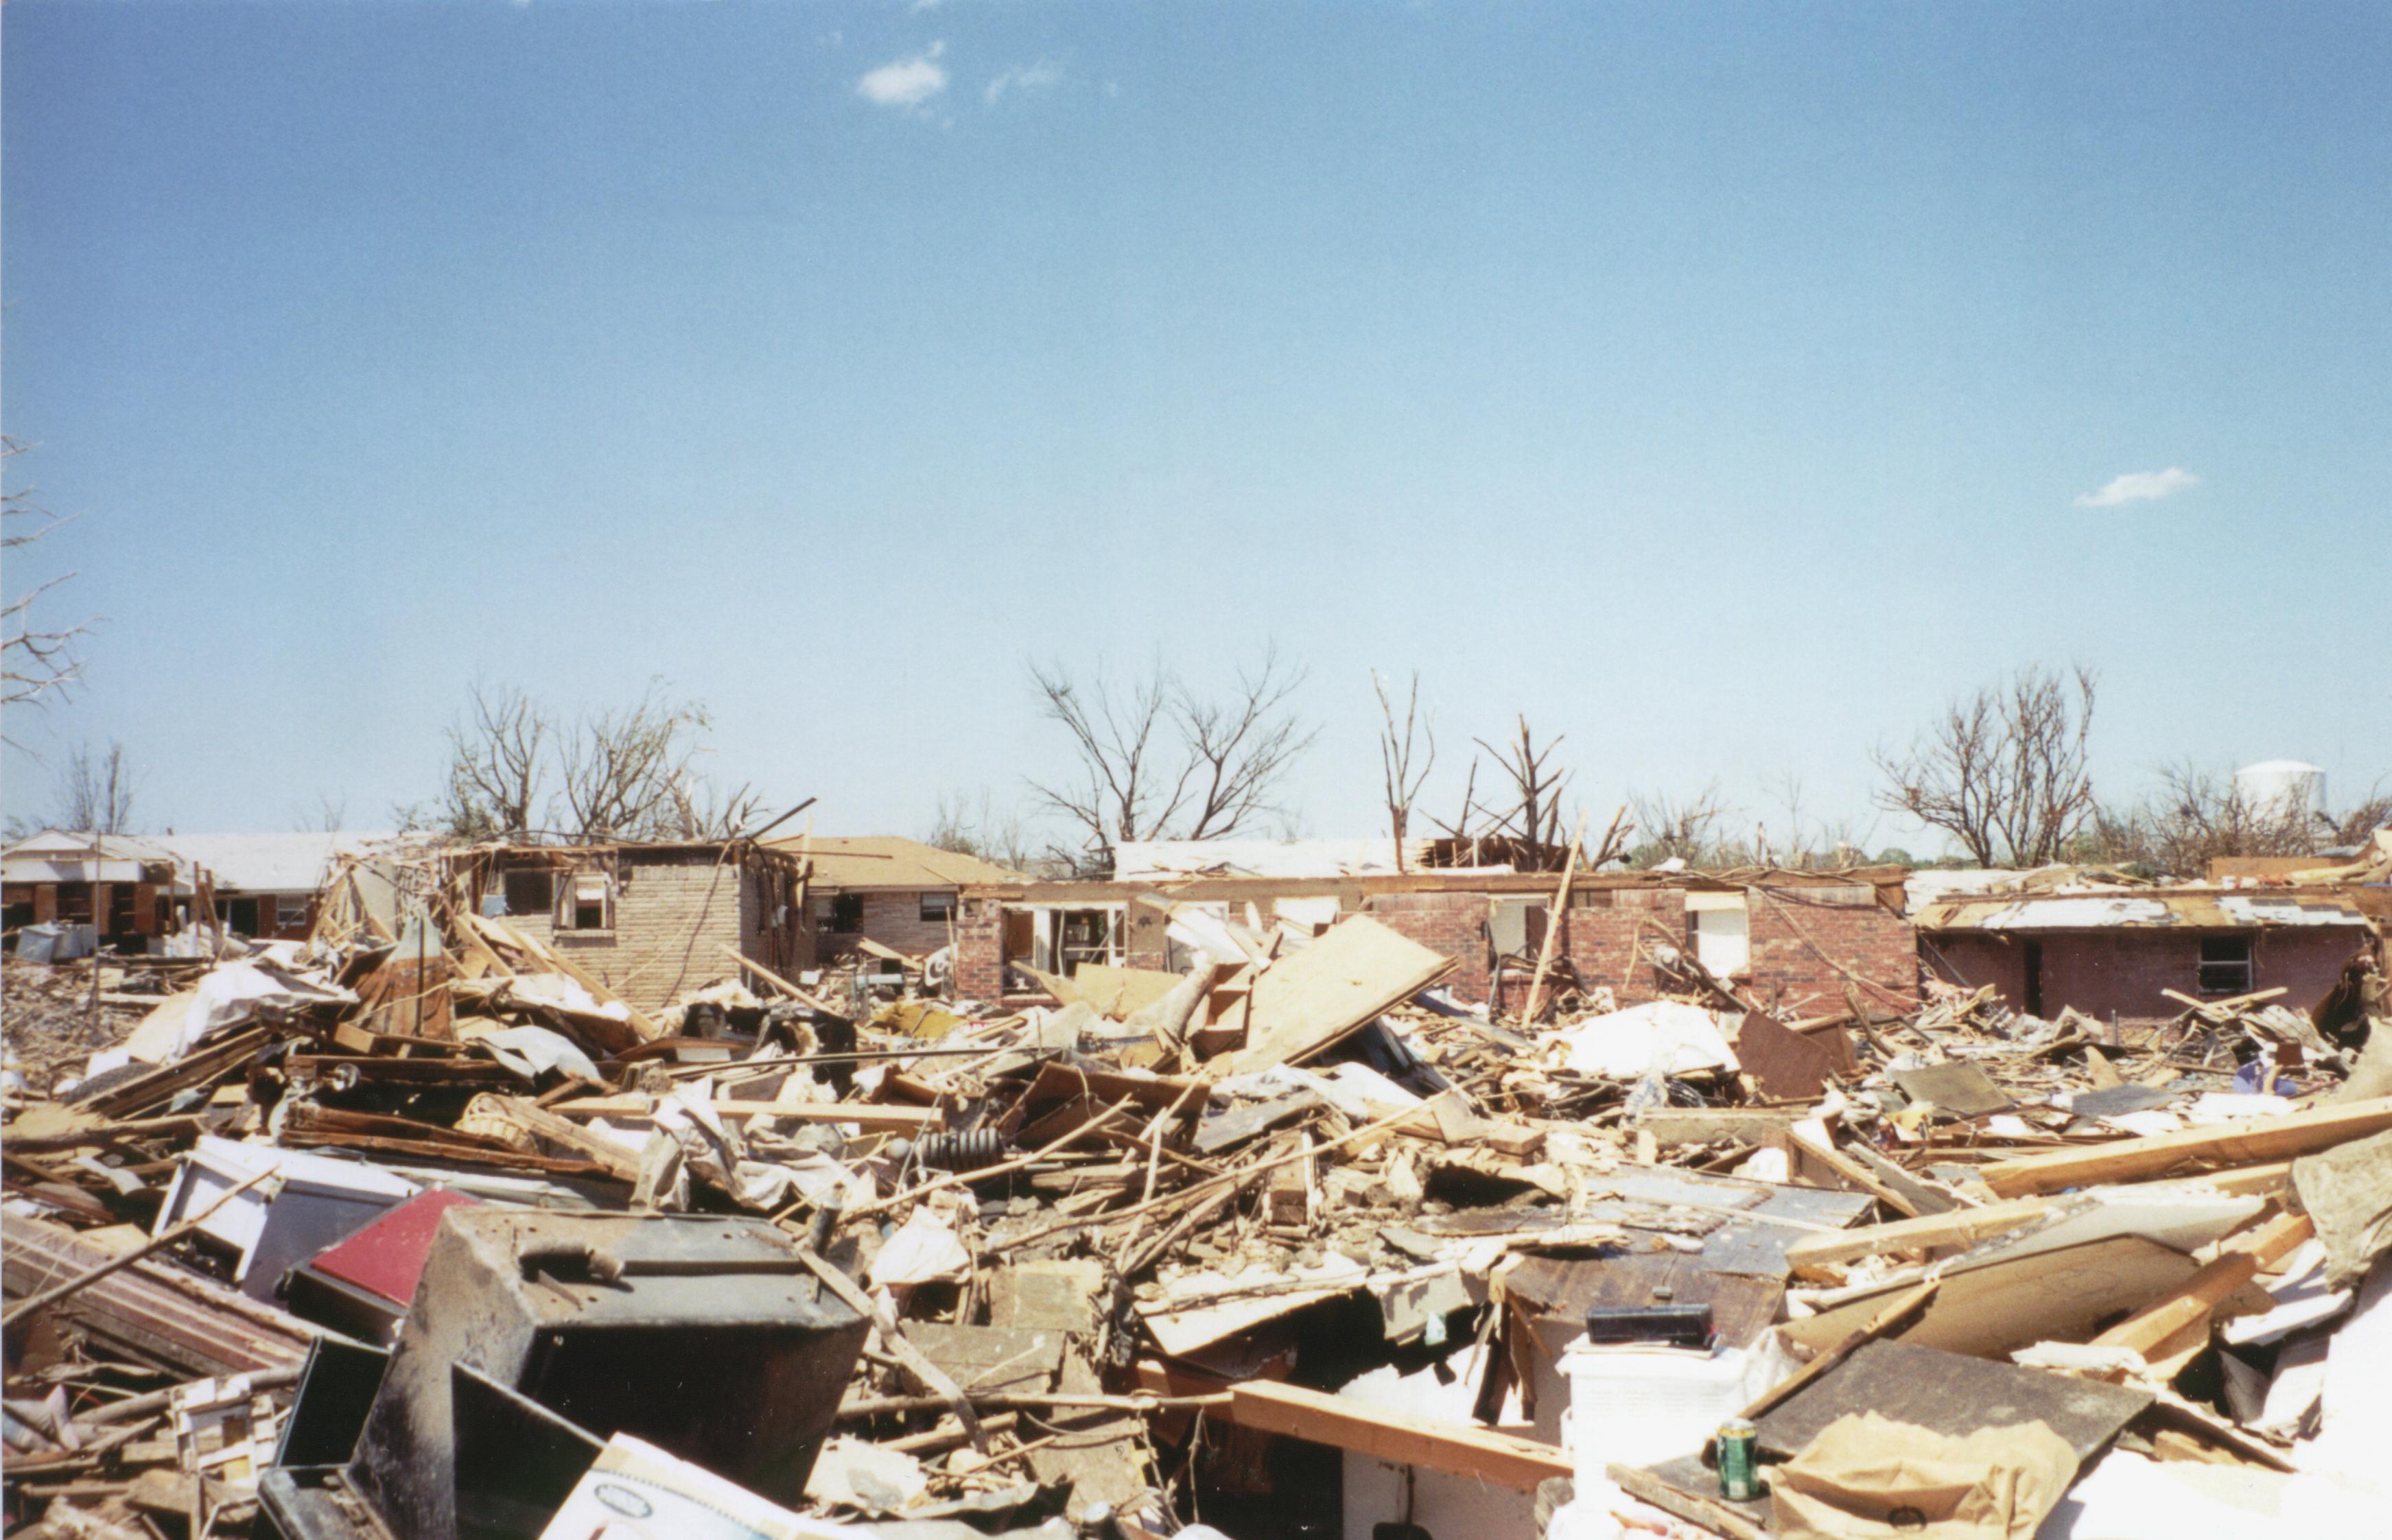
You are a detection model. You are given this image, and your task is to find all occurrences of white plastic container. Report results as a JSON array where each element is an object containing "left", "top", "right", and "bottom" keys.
[{"left": 1557, "top": 1335, "right": 1750, "bottom": 1493}]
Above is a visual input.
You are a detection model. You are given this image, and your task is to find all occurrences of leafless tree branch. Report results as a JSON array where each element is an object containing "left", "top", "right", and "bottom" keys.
[
  {"left": 52, "top": 739, "right": 141, "bottom": 834},
  {"left": 3, "top": 438, "right": 99, "bottom": 729},
  {"left": 1373, "top": 670, "right": 1437, "bottom": 872},
  {"left": 1027, "top": 649, "right": 1316, "bottom": 873},
  {"left": 1873, "top": 663, "right": 2098, "bottom": 867}
]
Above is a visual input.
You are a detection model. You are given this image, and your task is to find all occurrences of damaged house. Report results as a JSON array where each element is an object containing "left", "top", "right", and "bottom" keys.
[
  {"left": 1914, "top": 880, "right": 2384, "bottom": 1024},
  {"left": 1, "top": 830, "right": 182, "bottom": 952},
  {"left": 443, "top": 838, "right": 814, "bottom": 1015},
  {"left": 954, "top": 860, "right": 1921, "bottom": 1018},
  {"left": 765, "top": 836, "right": 1027, "bottom": 964}
]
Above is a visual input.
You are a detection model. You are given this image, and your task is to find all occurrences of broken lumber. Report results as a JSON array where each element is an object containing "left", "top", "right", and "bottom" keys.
[
  {"left": 543, "top": 1095, "right": 943, "bottom": 1131},
  {"left": 1226, "top": 1379, "right": 1573, "bottom": 1491},
  {"left": 2092, "top": 1209, "right": 2315, "bottom": 1360},
  {"left": 1980, "top": 1098, "right": 2392, "bottom": 1197}
]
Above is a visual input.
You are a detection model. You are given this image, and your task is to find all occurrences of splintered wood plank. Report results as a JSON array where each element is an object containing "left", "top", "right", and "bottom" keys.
[
  {"left": 1980, "top": 1098, "right": 2392, "bottom": 1197},
  {"left": 2091, "top": 1211, "right": 2314, "bottom": 1360},
  {"left": 1220, "top": 916, "right": 1454, "bottom": 1075},
  {"left": 1777, "top": 1235, "right": 2198, "bottom": 1361}
]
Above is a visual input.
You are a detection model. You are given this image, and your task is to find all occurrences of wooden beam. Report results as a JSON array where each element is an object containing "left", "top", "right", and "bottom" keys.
[
  {"left": 1519, "top": 812, "right": 1588, "bottom": 1026},
  {"left": 1226, "top": 1379, "right": 1573, "bottom": 1491},
  {"left": 718, "top": 945, "right": 850, "bottom": 1020},
  {"left": 2093, "top": 1210, "right": 2314, "bottom": 1360},
  {"left": 476, "top": 914, "right": 666, "bottom": 1041},
  {"left": 1789, "top": 1121, "right": 1921, "bottom": 1218},
  {"left": 1779, "top": 1165, "right": 2295, "bottom": 1274},
  {"left": 1980, "top": 1098, "right": 2392, "bottom": 1197},
  {"left": 1738, "top": 1279, "right": 1938, "bottom": 1423},
  {"left": 1608, "top": 1462, "right": 1768, "bottom": 1540}
]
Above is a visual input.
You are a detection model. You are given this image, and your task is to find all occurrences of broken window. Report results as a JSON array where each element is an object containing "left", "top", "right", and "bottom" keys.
[
  {"left": 277, "top": 897, "right": 311, "bottom": 932},
  {"left": 217, "top": 897, "right": 262, "bottom": 936},
  {"left": 502, "top": 868, "right": 555, "bottom": 919},
  {"left": 919, "top": 891, "right": 956, "bottom": 924},
  {"left": 1056, "top": 908, "right": 1121, "bottom": 973},
  {"left": 1689, "top": 892, "right": 1750, "bottom": 978},
  {"left": 2198, "top": 934, "right": 2253, "bottom": 995},
  {"left": 554, "top": 872, "right": 615, "bottom": 933},
  {"left": 824, "top": 893, "right": 865, "bottom": 933}
]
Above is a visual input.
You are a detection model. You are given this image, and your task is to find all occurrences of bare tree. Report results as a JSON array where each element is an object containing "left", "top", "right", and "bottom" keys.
[
  {"left": 54, "top": 740, "right": 140, "bottom": 833},
  {"left": 438, "top": 682, "right": 550, "bottom": 840},
  {"left": 556, "top": 683, "right": 712, "bottom": 842},
  {"left": 290, "top": 793, "right": 350, "bottom": 833},
  {"left": 3, "top": 438, "right": 98, "bottom": 734},
  {"left": 1873, "top": 665, "right": 2098, "bottom": 867},
  {"left": 1630, "top": 783, "right": 1735, "bottom": 868},
  {"left": 925, "top": 787, "right": 1042, "bottom": 874},
  {"left": 1027, "top": 648, "right": 1316, "bottom": 872},
  {"left": 2330, "top": 785, "right": 2392, "bottom": 846},
  {"left": 1761, "top": 774, "right": 1876, "bottom": 870},
  {"left": 1373, "top": 670, "right": 1437, "bottom": 871},
  {"left": 657, "top": 773, "right": 765, "bottom": 842},
  {"left": 2096, "top": 763, "right": 2389, "bottom": 877},
  {"left": 1476, "top": 715, "right": 1573, "bottom": 852}
]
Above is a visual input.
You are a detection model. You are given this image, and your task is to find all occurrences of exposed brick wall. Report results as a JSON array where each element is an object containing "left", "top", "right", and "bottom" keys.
[
  {"left": 1744, "top": 886, "right": 1919, "bottom": 1015},
  {"left": 954, "top": 897, "right": 1005, "bottom": 1001},
  {"left": 1362, "top": 893, "right": 1490, "bottom": 1002},
  {"left": 1930, "top": 925, "right": 2373, "bottom": 1025},
  {"left": 817, "top": 890, "right": 958, "bottom": 962},
  {"left": 507, "top": 853, "right": 759, "bottom": 1015},
  {"left": 954, "top": 881, "right": 1923, "bottom": 1017}
]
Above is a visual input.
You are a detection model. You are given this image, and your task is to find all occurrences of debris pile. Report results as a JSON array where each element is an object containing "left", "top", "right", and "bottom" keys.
[{"left": 6, "top": 878, "right": 2391, "bottom": 1540}]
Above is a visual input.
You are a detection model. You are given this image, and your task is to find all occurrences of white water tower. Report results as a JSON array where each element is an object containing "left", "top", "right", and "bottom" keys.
[{"left": 2235, "top": 759, "right": 2326, "bottom": 822}]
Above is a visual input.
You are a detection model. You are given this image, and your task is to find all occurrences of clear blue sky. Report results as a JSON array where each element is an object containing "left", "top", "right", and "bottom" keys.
[{"left": 5, "top": 1, "right": 2387, "bottom": 851}]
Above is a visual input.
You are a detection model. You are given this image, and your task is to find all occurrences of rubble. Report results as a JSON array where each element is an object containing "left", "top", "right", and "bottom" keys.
[{"left": 5, "top": 846, "right": 2390, "bottom": 1539}]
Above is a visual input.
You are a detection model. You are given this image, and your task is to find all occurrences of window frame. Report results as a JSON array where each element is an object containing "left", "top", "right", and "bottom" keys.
[
  {"left": 553, "top": 870, "right": 617, "bottom": 934},
  {"left": 919, "top": 890, "right": 957, "bottom": 925},
  {"left": 2197, "top": 934, "right": 2255, "bottom": 996}
]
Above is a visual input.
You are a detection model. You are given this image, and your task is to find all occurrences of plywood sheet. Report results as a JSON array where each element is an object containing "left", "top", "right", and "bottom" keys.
[
  {"left": 1221, "top": 916, "right": 1454, "bottom": 1074},
  {"left": 1779, "top": 1236, "right": 2196, "bottom": 1360},
  {"left": 1892, "top": 1061, "right": 2012, "bottom": 1118},
  {"left": 1757, "top": 1338, "right": 2149, "bottom": 1462},
  {"left": 1072, "top": 963, "right": 1186, "bottom": 1019}
]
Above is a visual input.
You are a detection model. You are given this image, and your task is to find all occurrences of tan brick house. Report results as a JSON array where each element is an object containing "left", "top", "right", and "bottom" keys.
[
  {"left": 762, "top": 837, "right": 1027, "bottom": 964},
  {"left": 450, "top": 840, "right": 813, "bottom": 1016}
]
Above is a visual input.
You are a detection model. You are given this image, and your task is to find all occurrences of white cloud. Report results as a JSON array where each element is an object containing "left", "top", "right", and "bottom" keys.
[
  {"left": 2074, "top": 466, "right": 2200, "bottom": 508},
  {"left": 985, "top": 60, "right": 1063, "bottom": 105},
  {"left": 858, "top": 41, "right": 948, "bottom": 109}
]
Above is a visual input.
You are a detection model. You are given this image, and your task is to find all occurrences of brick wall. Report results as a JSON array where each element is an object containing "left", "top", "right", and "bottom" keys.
[
  {"left": 1362, "top": 893, "right": 1491, "bottom": 1002},
  {"left": 506, "top": 853, "right": 760, "bottom": 1015},
  {"left": 817, "top": 890, "right": 959, "bottom": 962},
  {"left": 954, "top": 881, "right": 1923, "bottom": 1017},
  {"left": 954, "top": 897, "right": 1005, "bottom": 1000},
  {"left": 1931, "top": 925, "right": 2372, "bottom": 1025},
  {"left": 1744, "top": 885, "right": 1920, "bottom": 1015},
  {"left": 1473, "top": 891, "right": 1686, "bottom": 1014}
]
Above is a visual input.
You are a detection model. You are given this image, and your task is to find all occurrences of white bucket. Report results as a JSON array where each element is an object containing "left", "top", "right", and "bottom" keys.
[{"left": 1558, "top": 1336, "right": 1750, "bottom": 1493}]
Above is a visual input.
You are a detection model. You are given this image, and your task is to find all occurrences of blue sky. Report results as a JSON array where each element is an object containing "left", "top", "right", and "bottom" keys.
[{"left": 5, "top": 1, "right": 2388, "bottom": 851}]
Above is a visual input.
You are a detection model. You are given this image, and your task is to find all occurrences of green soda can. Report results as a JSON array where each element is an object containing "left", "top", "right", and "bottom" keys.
[{"left": 1716, "top": 1417, "right": 1760, "bottom": 1501}]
